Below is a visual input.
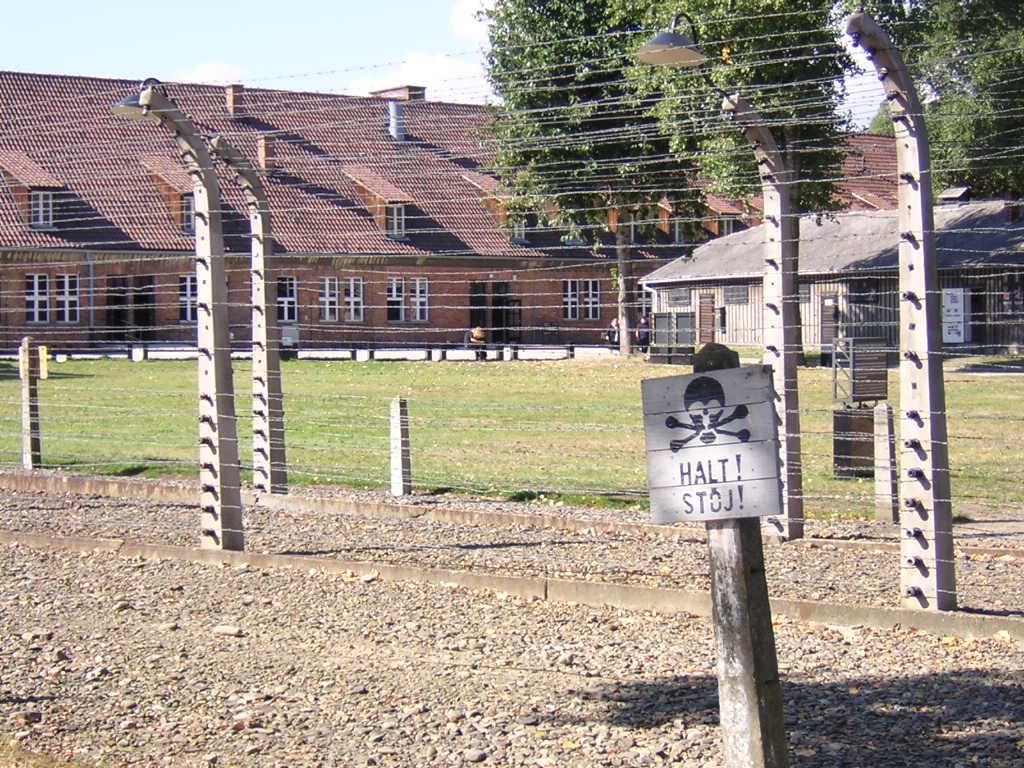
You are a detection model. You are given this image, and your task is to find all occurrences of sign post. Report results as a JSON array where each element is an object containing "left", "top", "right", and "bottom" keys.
[{"left": 642, "top": 363, "right": 789, "bottom": 768}]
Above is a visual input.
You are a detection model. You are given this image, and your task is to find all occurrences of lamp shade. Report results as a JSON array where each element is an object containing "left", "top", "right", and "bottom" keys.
[{"left": 637, "top": 31, "right": 706, "bottom": 68}]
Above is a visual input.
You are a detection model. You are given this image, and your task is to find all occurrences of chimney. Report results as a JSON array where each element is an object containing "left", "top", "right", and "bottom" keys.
[
  {"left": 388, "top": 100, "right": 406, "bottom": 141},
  {"left": 257, "top": 135, "right": 275, "bottom": 170},
  {"left": 226, "top": 83, "right": 245, "bottom": 118},
  {"left": 370, "top": 85, "right": 426, "bottom": 101}
]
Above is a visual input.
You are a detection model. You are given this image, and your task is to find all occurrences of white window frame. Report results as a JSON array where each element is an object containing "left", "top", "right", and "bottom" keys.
[
  {"left": 387, "top": 204, "right": 406, "bottom": 239},
  {"left": 181, "top": 193, "right": 196, "bottom": 236},
  {"left": 55, "top": 274, "right": 80, "bottom": 323},
  {"left": 26, "top": 274, "right": 49, "bottom": 323},
  {"left": 510, "top": 218, "right": 527, "bottom": 243},
  {"left": 582, "top": 279, "right": 601, "bottom": 320},
  {"left": 411, "top": 278, "right": 429, "bottom": 322},
  {"left": 277, "top": 276, "right": 298, "bottom": 324},
  {"left": 344, "top": 277, "right": 364, "bottom": 322},
  {"left": 387, "top": 277, "right": 405, "bottom": 322},
  {"left": 179, "top": 275, "right": 198, "bottom": 323},
  {"left": 673, "top": 219, "right": 687, "bottom": 246},
  {"left": 720, "top": 216, "right": 738, "bottom": 236},
  {"left": 562, "top": 280, "right": 581, "bottom": 321},
  {"left": 30, "top": 190, "right": 54, "bottom": 229},
  {"left": 320, "top": 277, "right": 340, "bottom": 322}
]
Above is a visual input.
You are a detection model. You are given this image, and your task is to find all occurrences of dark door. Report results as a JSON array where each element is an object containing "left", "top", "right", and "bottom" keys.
[
  {"left": 105, "top": 276, "right": 131, "bottom": 342},
  {"left": 698, "top": 294, "right": 715, "bottom": 344},
  {"left": 491, "top": 282, "right": 514, "bottom": 344},
  {"left": 469, "top": 281, "right": 488, "bottom": 332},
  {"left": 820, "top": 294, "right": 839, "bottom": 347},
  {"left": 132, "top": 275, "right": 156, "bottom": 342}
]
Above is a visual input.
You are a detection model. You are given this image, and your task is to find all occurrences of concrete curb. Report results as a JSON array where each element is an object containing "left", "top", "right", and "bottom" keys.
[
  {"left": 3, "top": 470, "right": 1022, "bottom": 559},
  {"left": 1, "top": 529, "right": 1021, "bottom": 642}
]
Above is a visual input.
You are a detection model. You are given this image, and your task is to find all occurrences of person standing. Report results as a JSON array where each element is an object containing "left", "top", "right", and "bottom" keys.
[
  {"left": 605, "top": 317, "right": 620, "bottom": 350},
  {"left": 635, "top": 315, "right": 651, "bottom": 354}
]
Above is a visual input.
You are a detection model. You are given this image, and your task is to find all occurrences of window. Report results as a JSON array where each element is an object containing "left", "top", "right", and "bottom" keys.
[
  {"left": 562, "top": 280, "right": 580, "bottom": 320},
  {"left": 25, "top": 274, "right": 49, "bottom": 323},
  {"left": 582, "top": 279, "right": 601, "bottom": 320},
  {"left": 724, "top": 285, "right": 749, "bottom": 305},
  {"left": 344, "top": 277, "right": 364, "bottom": 322},
  {"left": 179, "top": 276, "right": 198, "bottom": 322},
  {"left": 720, "top": 216, "right": 738, "bottom": 236},
  {"left": 798, "top": 283, "right": 811, "bottom": 304},
  {"left": 277, "top": 276, "right": 298, "bottom": 323},
  {"left": 673, "top": 219, "right": 688, "bottom": 246},
  {"left": 387, "top": 278, "right": 405, "bottom": 322},
  {"left": 29, "top": 191, "right": 54, "bottom": 229},
  {"left": 562, "top": 279, "right": 600, "bottom": 321},
  {"left": 850, "top": 279, "right": 880, "bottom": 305},
  {"left": 181, "top": 193, "right": 196, "bottom": 236},
  {"left": 55, "top": 274, "right": 79, "bottom": 323},
  {"left": 411, "top": 278, "right": 429, "bottom": 322},
  {"left": 665, "top": 286, "right": 692, "bottom": 308},
  {"left": 320, "top": 277, "right": 340, "bottom": 322},
  {"left": 510, "top": 218, "right": 527, "bottom": 243},
  {"left": 387, "top": 204, "right": 406, "bottom": 239}
]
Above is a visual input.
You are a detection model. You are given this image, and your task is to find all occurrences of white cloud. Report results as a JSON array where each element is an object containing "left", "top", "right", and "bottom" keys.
[
  {"left": 170, "top": 60, "right": 248, "bottom": 85},
  {"left": 347, "top": 53, "right": 491, "bottom": 104}
]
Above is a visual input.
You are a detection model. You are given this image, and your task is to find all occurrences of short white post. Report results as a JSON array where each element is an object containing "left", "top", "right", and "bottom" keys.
[
  {"left": 390, "top": 397, "right": 412, "bottom": 496},
  {"left": 874, "top": 403, "right": 898, "bottom": 523},
  {"left": 19, "top": 336, "right": 41, "bottom": 469}
]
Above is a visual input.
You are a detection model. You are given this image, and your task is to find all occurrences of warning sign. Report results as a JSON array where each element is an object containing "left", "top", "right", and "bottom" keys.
[{"left": 642, "top": 365, "right": 782, "bottom": 523}]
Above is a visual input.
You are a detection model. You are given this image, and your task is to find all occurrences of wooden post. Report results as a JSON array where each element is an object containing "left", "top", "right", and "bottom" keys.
[
  {"left": 706, "top": 519, "right": 789, "bottom": 768},
  {"left": 695, "top": 352, "right": 790, "bottom": 768},
  {"left": 19, "top": 337, "right": 41, "bottom": 469},
  {"left": 390, "top": 397, "right": 412, "bottom": 496},
  {"left": 874, "top": 403, "right": 898, "bottom": 523}
]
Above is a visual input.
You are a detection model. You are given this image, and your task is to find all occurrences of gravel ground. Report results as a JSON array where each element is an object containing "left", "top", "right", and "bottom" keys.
[
  {"left": 0, "top": 488, "right": 1022, "bottom": 615},
  {"left": 1, "top": 487, "right": 1023, "bottom": 767}
]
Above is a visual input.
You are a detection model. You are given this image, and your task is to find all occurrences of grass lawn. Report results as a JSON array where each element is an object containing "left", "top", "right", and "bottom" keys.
[{"left": 1, "top": 355, "right": 1021, "bottom": 519}]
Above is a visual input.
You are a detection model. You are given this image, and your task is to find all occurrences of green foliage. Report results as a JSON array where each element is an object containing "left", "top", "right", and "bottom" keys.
[
  {"left": 485, "top": 0, "right": 696, "bottom": 231},
  {"left": 634, "top": 0, "right": 853, "bottom": 213},
  {"left": 859, "top": 0, "right": 1024, "bottom": 196},
  {"left": 868, "top": 99, "right": 895, "bottom": 136}
]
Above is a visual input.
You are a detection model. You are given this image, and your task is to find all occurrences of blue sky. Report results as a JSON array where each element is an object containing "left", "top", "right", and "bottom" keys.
[
  {"left": 3, "top": 0, "right": 493, "bottom": 101},
  {"left": 4, "top": 0, "right": 880, "bottom": 121}
]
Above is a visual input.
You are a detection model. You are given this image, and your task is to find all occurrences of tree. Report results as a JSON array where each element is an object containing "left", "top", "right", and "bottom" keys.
[
  {"left": 634, "top": 0, "right": 854, "bottom": 214},
  {"left": 486, "top": 0, "right": 698, "bottom": 354},
  {"left": 859, "top": 0, "right": 1024, "bottom": 197}
]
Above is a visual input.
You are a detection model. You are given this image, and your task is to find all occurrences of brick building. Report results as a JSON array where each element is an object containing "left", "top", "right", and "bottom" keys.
[{"left": 0, "top": 72, "right": 690, "bottom": 353}]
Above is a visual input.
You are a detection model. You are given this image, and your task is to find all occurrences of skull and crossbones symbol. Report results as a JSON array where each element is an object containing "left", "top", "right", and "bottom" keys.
[{"left": 665, "top": 376, "right": 750, "bottom": 452}]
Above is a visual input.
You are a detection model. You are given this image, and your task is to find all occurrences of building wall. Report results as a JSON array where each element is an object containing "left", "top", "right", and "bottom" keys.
[{"left": 1, "top": 250, "right": 645, "bottom": 351}]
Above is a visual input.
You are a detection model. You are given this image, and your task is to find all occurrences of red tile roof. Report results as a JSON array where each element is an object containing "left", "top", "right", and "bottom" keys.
[
  {"left": 0, "top": 148, "right": 64, "bottom": 187},
  {"left": 140, "top": 155, "right": 193, "bottom": 193},
  {"left": 0, "top": 71, "right": 895, "bottom": 259}
]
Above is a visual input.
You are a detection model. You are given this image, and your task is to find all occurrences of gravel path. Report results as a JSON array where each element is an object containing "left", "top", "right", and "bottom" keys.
[
  {"left": 1, "top": 488, "right": 1022, "bottom": 616},
  {"left": 1, "top": 487, "right": 1023, "bottom": 767}
]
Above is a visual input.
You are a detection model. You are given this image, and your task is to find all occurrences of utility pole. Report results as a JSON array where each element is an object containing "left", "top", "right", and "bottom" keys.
[
  {"left": 848, "top": 13, "right": 956, "bottom": 610},
  {"left": 210, "top": 136, "right": 288, "bottom": 496},
  {"left": 113, "top": 81, "right": 245, "bottom": 551},
  {"left": 637, "top": 24, "right": 804, "bottom": 541},
  {"left": 723, "top": 95, "right": 804, "bottom": 541}
]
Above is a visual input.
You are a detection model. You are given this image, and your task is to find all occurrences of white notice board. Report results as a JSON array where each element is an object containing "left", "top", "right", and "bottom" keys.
[{"left": 641, "top": 365, "right": 783, "bottom": 523}]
